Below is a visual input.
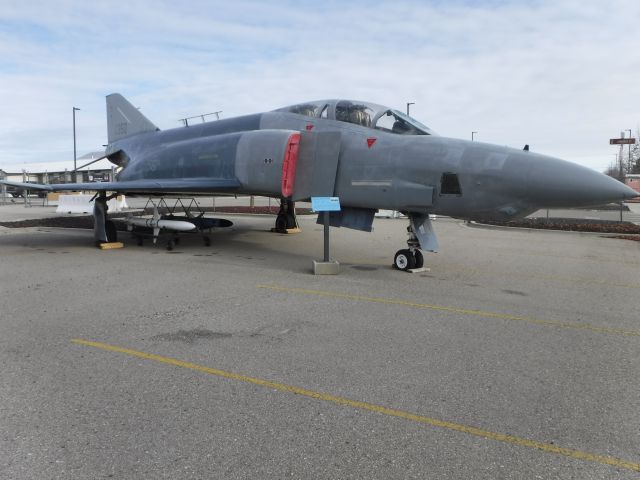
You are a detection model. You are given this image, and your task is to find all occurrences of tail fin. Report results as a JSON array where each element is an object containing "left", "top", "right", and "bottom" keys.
[{"left": 106, "top": 93, "right": 159, "bottom": 143}]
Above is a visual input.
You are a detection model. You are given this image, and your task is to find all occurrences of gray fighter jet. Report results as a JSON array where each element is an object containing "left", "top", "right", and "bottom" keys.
[{"left": 2, "top": 94, "right": 636, "bottom": 269}]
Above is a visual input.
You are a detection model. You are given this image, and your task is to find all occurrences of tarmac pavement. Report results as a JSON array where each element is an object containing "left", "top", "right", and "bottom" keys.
[{"left": 1, "top": 208, "right": 639, "bottom": 479}]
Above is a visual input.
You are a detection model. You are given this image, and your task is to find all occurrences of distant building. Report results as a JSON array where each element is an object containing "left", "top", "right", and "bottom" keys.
[
  {"left": 0, "top": 152, "right": 116, "bottom": 184},
  {"left": 626, "top": 174, "right": 640, "bottom": 198}
]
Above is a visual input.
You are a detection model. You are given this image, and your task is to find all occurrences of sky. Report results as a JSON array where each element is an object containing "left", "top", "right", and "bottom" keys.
[{"left": 1, "top": 0, "right": 639, "bottom": 172}]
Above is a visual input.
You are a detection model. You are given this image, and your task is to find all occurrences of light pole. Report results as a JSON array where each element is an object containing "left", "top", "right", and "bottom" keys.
[
  {"left": 406, "top": 102, "right": 415, "bottom": 116},
  {"left": 614, "top": 153, "right": 623, "bottom": 181},
  {"left": 627, "top": 129, "right": 633, "bottom": 174},
  {"left": 472, "top": 131, "right": 478, "bottom": 141},
  {"left": 73, "top": 107, "right": 80, "bottom": 182}
]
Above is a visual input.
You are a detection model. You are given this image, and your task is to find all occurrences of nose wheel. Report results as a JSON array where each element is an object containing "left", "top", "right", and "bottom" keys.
[
  {"left": 394, "top": 249, "right": 415, "bottom": 270},
  {"left": 393, "top": 248, "right": 424, "bottom": 271}
]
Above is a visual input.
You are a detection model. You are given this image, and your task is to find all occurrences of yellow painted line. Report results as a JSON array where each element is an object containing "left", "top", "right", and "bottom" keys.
[
  {"left": 71, "top": 338, "right": 640, "bottom": 473},
  {"left": 257, "top": 285, "right": 640, "bottom": 338},
  {"left": 486, "top": 262, "right": 640, "bottom": 289},
  {"left": 489, "top": 269, "right": 640, "bottom": 290},
  {"left": 339, "top": 262, "right": 640, "bottom": 290},
  {"left": 500, "top": 249, "right": 640, "bottom": 267},
  {"left": 440, "top": 263, "right": 640, "bottom": 290}
]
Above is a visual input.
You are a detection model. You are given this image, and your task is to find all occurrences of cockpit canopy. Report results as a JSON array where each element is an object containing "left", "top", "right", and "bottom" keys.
[{"left": 275, "top": 100, "right": 436, "bottom": 136}]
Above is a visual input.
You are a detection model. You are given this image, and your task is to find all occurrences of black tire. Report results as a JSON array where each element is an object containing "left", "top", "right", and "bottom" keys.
[
  {"left": 167, "top": 240, "right": 174, "bottom": 251},
  {"left": 105, "top": 221, "right": 118, "bottom": 243},
  {"left": 393, "top": 249, "right": 416, "bottom": 271},
  {"left": 413, "top": 250, "right": 424, "bottom": 269}
]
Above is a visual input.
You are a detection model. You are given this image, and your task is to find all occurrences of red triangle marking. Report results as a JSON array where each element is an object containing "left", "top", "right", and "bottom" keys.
[
  {"left": 306, "top": 124, "right": 314, "bottom": 131},
  {"left": 367, "top": 138, "right": 377, "bottom": 148}
]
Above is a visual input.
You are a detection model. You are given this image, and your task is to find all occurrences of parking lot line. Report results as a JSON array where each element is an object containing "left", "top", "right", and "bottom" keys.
[
  {"left": 257, "top": 285, "right": 640, "bottom": 338},
  {"left": 71, "top": 338, "right": 640, "bottom": 473}
]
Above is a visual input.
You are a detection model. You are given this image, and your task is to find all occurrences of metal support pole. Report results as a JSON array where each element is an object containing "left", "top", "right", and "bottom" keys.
[
  {"left": 620, "top": 201, "right": 623, "bottom": 222},
  {"left": 0, "top": 171, "right": 5, "bottom": 205},
  {"left": 73, "top": 107, "right": 80, "bottom": 183},
  {"left": 619, "top": 144, "right": 624, "bottom": 180},
  {"left": 22, "top": 170, "right": 27, "bottom": 207},
  {"left": 627, "top": 129, "right": 633, "bottom": 173},
  {"left": 323, "top": 211, "right": 330, "bottom": 262},
  {"left": 406, "top": 102, "right": 414, "bottom": 116}
]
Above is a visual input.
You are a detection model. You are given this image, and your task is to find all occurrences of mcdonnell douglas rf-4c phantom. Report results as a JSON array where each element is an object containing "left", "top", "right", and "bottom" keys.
[{"left": 3, "top": 94, "right": 637, "bottom": 270}]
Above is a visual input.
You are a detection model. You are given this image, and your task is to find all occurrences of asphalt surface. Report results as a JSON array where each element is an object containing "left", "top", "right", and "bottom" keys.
[{"left": 1, "top": 213, "right": 639, "bottom": 479}]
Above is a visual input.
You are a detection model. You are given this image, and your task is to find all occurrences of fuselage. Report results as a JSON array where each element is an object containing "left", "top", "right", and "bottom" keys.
[{"left": 108, "top": 99, "right": 637, "bottom": 222}]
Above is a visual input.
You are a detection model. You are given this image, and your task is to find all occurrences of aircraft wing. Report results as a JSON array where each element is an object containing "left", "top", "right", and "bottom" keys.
[{"left": 0, "top": 178, "right": 241, "bottom": 195}]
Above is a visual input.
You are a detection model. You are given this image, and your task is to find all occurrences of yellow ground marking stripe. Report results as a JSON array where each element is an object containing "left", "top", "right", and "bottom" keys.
[
  {"left": 495, "top": 248, "right": 640, "bottom": 267},
  {"left": 478, "top": 255, "right": 640, "bottom": 288},
  {"left": 437, "top": 263, "right": 640, "bottom": 290},
  {"left": 484, "top": 269, "right": 640, "bottom": 290},
  {"left": 71, "top": 338, "right": 640, "bottom": 473},
  {"left": 341, "top": 261, "right": 640, "bottom": 290},
  {"left": 257, "top": 285, "right": 640, "bottom": 338}
]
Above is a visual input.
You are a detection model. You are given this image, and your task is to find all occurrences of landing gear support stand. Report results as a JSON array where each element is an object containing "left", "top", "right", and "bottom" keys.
[
  {"left": 272, "top": 197, "right": 301, "bottom": 234},
  {"left": 93, "top": 192, "right": 122, "bottom": 249}
]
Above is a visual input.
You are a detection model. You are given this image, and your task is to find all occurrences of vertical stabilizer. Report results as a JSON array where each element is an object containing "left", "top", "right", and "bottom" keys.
[{"left": 106, "top": 93, "right": 159, "bottom": 143}]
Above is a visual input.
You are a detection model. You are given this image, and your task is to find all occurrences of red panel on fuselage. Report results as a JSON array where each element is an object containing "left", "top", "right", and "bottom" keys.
[{"left": 281, "top": 132, "right": 301, "bottom": 197}]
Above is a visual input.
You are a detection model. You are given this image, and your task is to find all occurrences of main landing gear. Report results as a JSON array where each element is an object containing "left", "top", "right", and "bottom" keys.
[{"left": 274, "top": 197, "right": 298, "bottom": 232}]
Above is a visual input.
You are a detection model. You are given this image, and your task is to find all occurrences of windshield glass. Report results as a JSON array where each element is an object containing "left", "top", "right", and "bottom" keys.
[
  {"left": 276, "top": 100, "right": 436, "bottom": 135},
  {"left": 285, "top": 102, "right": 326, "bottom": 118},
  {"left": 374, "top": 109, "right": 433, "bottom": 135},
  {"left": 335, "top": 101, "right": 374, "bottom": 128},
  {"left": 392, "top": 110, "right": 434, "bottom": 134}
]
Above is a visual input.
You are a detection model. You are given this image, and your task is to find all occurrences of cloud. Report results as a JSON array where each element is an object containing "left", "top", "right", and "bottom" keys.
[{"left": 1, "top": 0, "right": 639, "bottom": 171}]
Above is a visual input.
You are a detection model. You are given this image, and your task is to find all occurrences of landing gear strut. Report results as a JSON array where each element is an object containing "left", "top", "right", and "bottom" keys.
[
  {"left": 393, "top": 213, "right": 435, "bottom": 271},
  {"left": 274, "top": 197, "right": 297, "bottom": 232}
]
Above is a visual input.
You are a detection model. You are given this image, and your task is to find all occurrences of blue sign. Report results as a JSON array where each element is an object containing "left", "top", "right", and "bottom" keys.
[{"left": 311, "top": 196, "right": 341, "bottom": 212}]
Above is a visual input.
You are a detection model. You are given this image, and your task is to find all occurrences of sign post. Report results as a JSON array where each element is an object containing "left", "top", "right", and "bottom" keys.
[
  {"left": 610, "top": 137, "right": 636, "bottom": 180},
  {"left": 311, "top": 197, "right": 341, "bottom": 275}
]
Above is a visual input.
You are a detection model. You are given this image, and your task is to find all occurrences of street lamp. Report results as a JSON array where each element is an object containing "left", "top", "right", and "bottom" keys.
[
  {"left": 627, "top": 129, "right": 633, "bottom": 174},
  {"left": 73, "top": 107, "right": 80, "bottom": 182},
  {"left": 406, "top": 102, "right": 415, "bottom": 116},
  {"left": 614, "top": 153, "right": 623, "bottom": 181},
  {"left": 472, "top": 131, "right": 478, "bottom": 141}
]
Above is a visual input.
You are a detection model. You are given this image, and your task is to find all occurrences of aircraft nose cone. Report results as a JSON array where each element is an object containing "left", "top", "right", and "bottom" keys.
[{"left": 524, "top": 154, "right": 638, "bottom": 207}]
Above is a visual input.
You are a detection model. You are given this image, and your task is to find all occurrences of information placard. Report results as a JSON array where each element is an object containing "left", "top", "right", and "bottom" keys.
[{"left": 311, "top": 197, "right": 341, "bottom": 212}]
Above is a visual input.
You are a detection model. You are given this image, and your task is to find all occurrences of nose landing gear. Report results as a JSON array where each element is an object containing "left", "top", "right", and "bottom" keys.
[
  {"left": 393, "top": 226, "right": 424, "bottom": 271},
  {"left": 392, "top": 213, "right": 436, "bottom": 272}
]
